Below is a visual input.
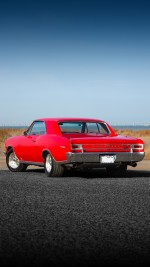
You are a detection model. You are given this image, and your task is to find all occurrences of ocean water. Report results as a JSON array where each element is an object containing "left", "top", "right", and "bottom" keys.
[
  {"left": 0, "top": 126, "right": 27, "bottom": 129},
  {"left": 112, "top": 125, "right": 150, "bottom": 131}
]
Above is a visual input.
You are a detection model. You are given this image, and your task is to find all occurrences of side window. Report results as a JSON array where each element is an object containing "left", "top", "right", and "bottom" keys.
[
  {"left": 98, "top": 123, "right": 110, "bottom": 134},
  {"left": 86, "top": 123, "right": 99, "bottom": 133},
  {"left": 27, "top": 121, "right": 46, "bottom": 135}
]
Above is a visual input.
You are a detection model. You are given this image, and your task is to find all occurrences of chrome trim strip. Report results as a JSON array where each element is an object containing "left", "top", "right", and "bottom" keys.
[
  {"left": 20, "top": 161, "right": 44, "bottom": 166},
  {"left": 19, "top": 151, "right": 145, "bottom": 166},
  {"left": 66, "top": 152, "right": 145, "bottom": 164}
]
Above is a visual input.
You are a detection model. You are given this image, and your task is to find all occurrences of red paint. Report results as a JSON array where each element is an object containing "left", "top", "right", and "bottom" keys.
[{"left": 5, "top": 118, "right": 144, "bottom": 163}]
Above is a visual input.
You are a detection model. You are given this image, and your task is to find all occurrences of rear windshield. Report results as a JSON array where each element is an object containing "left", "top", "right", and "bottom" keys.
[{"left": 58, "top": 122, "right": 110, "bottom": 134}]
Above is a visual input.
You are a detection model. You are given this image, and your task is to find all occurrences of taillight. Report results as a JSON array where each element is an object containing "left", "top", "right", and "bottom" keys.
[
  {"left": 132, "top": 144, "right": 144, "bottom": 153},
  {"left": 71, "top": 144, "right": 83, "bottom": 153}
]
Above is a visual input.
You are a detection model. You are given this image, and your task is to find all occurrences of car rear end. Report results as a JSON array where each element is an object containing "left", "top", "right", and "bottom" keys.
[
  {"left": 67, "top": 138, "right": 144, "bottom": 167},
  {"left": 58, "top": 120, "right": 145, "bottom": 171}
]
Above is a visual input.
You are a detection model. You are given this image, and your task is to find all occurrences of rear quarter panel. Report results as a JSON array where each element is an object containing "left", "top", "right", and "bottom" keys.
[{"left": 41, "top": 135, "right": 71, "bottom": 162}]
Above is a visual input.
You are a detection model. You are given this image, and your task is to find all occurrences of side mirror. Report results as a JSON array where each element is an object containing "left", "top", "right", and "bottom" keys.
[{"left": 24, "top": 131, "right": 27, "bottom": 136}]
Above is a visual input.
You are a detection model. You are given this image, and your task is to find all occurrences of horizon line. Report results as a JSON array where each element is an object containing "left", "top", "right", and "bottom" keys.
[{"left": 0, "top": 123, "right": 150, "bottom": 127}]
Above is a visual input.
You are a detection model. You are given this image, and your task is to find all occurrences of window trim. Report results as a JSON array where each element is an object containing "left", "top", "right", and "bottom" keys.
[
  {"left": 26, "top": 121, "right": 46, "bottom": 136},
  {"left": 58, "top": 121, "right": 110, "bottom": 135}
]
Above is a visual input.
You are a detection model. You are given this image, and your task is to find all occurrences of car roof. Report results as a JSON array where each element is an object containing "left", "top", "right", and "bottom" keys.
[{"left": 35, "top": 118, "right": 104, "bottom": 123}]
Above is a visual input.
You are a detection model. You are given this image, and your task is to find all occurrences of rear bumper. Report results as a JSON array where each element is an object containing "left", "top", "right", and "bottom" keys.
[{"left": 66, "top": 152, "right": 145, "bottom": 164}]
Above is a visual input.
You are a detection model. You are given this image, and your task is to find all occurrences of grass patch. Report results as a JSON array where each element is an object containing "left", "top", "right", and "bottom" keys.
[
  {"left": 115, "top": 129, "right": 150, "bottom": 159},
  {"left": 0, "top": 128, "right": 25, "bottom": 155}
]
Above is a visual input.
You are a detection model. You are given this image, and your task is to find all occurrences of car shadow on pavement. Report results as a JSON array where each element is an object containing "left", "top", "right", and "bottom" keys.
[
  {"left": 1, "top": 168, "right": 150, "bottom": 178},
  {"left": 24, "top": 167, "right": 150, "bottom": 178},
  {"left": 68, "top": 169, "right": 150, "bottom": 178}
]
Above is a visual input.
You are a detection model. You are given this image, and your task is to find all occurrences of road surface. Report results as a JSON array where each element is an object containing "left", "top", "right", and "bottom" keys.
[{"left": 0, "top": 168, "right": 150, "bottom": 266}]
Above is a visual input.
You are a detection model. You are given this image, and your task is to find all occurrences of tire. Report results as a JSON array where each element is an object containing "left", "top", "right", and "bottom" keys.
[
  {"left": 6, "top": 149, "right": 27, "bottom": 172},
  {"left": 106, "top": 164, "right": 127, "bottom": 177},
  {"left": 44, "top": 153, "right": 64, "bottom": 177}
]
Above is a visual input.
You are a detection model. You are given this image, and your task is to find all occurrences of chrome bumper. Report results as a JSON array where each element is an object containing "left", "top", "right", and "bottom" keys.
[{"left": 66, "top": 152, "right": 145, "bottom": 164}]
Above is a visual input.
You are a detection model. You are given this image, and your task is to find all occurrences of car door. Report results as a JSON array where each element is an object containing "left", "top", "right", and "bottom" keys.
[{"left": 21, "top": 121, "right": 46, "bottom": 162}]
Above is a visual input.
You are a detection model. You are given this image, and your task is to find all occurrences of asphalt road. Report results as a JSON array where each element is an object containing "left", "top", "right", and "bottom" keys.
[{"left": 0, "top": 168, "right": 150, "bottom": 267}]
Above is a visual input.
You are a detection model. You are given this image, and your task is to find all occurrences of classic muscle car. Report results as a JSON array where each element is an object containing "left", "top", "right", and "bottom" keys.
[{"left": 4, "top": 118, "right": 145, "bottom": 177}]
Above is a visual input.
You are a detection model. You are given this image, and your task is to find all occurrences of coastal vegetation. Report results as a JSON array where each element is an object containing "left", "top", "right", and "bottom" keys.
[{"left": 0, "top": 128, "right": 150, "bottom": 159}]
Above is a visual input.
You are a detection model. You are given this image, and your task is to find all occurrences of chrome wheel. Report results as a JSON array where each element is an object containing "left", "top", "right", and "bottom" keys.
[
  {"left": 44, "top": 153, "right": 64, "bottom": 177},
  {"left": 9, "top": 152, "right": 20, "bottom": 169},
  {"left": 6, "top": 149, "right": 27, "bottom": 172},
  {"left": 45, "top": 154, "right": 52, "bottom": 173}
]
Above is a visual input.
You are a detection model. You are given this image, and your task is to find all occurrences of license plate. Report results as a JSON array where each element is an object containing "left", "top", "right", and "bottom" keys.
[{"left": 100, "top": 155, "right": 116, "bottom": 163}]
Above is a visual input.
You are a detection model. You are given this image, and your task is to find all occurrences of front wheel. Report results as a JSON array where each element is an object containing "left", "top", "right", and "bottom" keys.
[
  {"left": 44, "top": 153, "right": 64, "bottom": 177},
  {"left": 106, "top": 164, "right": 127, "bottom": 177},
  {"left": 6, "top": 149, "right": 27, "bottom": 172}
]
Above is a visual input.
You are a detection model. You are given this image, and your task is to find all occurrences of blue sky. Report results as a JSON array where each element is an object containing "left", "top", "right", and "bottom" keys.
[{"left": 0, "top": 0, "right": 150, "bottom": 126}]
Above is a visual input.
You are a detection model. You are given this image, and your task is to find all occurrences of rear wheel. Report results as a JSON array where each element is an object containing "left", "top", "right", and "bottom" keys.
[
  {"left": 106, "top": 164, "right": 127, "bottom": 177},
  {"left": 6, "top": 149, "right": 27, "bottom": 172},
  {"left": 44, "top": 153, "right": 64, "bottom": 177}
]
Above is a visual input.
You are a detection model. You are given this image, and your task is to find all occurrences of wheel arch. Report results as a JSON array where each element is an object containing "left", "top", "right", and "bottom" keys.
[
  {"left": 42, "top": 149, "right": 52, "bottom": 160},
  {"left": 7, "top": 146, "right": 13, "bottom": 153}
]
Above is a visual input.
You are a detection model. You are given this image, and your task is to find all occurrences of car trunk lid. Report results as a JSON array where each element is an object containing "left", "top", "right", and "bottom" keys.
[{"left": 69, "top": 135, "right": 139, "bottom": 153}]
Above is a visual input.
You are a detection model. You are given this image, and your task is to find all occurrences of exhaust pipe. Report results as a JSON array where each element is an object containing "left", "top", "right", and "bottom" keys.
[{"left": 129, "top": 162, "right": 137, "bottom": 167}]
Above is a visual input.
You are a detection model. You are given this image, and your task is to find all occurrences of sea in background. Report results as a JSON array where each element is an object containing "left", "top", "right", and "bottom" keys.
[
  {"left": 112, "top": 125, "right": 150, "bottom": 131},
  {"left": 0, "top": 125, "right": 150, "bottom": 131}
]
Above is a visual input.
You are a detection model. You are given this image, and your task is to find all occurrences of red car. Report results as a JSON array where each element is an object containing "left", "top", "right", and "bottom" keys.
[{"left": 5, "top": 118, "right": 145, "bottom": 177}]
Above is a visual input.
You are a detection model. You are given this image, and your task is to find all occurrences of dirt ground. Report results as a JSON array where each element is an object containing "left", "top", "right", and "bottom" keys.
[
  {"left": 0, "top": 154, "right": 149, "bottom": 171},
  {"left": 130, "top": 159, "right": 150, "bottom": 171}
]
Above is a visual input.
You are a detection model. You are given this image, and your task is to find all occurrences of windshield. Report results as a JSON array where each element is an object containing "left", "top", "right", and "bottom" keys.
[{"left": 58, "top": 122, "right": 110, "bottom": 134}]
